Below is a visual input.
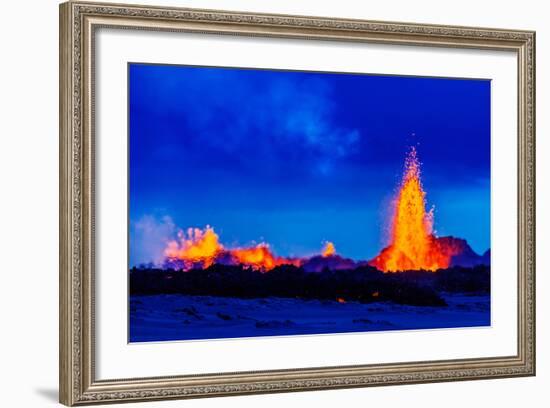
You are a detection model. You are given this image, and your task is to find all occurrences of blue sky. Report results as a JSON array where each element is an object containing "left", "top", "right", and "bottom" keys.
[{"left": 129, "top": 63, "right": 490, "bottom": 266}]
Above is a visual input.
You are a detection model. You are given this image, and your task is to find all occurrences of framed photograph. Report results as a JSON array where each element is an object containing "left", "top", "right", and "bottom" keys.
[{"left": 59, "top": 1, "right": 536, "bottom": 405}]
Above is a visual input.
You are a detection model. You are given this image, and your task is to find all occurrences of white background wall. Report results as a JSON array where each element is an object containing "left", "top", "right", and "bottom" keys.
[{"left": 0, "top": 0, "right": 546, "bottom": 407}]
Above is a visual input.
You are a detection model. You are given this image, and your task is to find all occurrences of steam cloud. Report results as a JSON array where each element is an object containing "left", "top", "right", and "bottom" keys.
[{"left": 130, "top": 215, "right": 176, "bottom": 267}]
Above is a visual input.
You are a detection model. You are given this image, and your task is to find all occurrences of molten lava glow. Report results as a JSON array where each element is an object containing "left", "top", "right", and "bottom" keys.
[
  {"left": 164, "top": 226, "right": 302, "bottom": 271},
  {"left": 369, "top": 147, "right": 452, "bottom": 272},
  {"left": 232, "top": 244, "right": 301, "bottom": 271},
  {"left": 322, "top": 241, "right": 336, "bottom": 257},
  {"left": 231, "top": 244, "right": 277, "bottom": 270},
  {"left": 164, "top": 226, "right": 223, "bottom": 268}
]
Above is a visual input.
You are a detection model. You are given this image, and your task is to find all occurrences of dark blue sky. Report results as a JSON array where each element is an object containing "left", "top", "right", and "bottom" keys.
[{"left": 129, "top": 63, "right": 490, "bottom": 266}]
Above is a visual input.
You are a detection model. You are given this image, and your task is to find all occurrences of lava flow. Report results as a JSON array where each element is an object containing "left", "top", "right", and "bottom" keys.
[{"left": 369, "top": 147, "right": 455, "bottom": 272}]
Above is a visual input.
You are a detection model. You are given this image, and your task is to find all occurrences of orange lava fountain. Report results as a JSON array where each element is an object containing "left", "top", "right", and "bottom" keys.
[{"left": 369, "top": 147, "right": 451, "bottom": 272}]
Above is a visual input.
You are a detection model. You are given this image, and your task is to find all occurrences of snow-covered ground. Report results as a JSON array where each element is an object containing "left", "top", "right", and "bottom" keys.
[{"left": 129, "top": 294, "right": 490, "bottom": 342}]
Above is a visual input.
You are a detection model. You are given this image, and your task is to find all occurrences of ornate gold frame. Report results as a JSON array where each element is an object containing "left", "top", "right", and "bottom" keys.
[{"left": 59, "top": 1, "right": 536, "bottom": 405}]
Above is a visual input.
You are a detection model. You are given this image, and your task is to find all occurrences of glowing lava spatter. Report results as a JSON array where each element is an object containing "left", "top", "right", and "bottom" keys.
[
  {"left": 164, "top": 226, "right": 301, "bottom": 271},
  {"left": 231, "top": 244, "right": 302, "bottom": 270},
  {"left": 162, "top": 148, "right": 459, "bottom": 273},
  {"left": 369, "top": 147, "right": 452, "bottom": 272},
  {"left": 163, "top": 226, "right": 223, "bottom": 269},
  {"left": 322, "top": 242, "right": 336, "bottom": 257}
]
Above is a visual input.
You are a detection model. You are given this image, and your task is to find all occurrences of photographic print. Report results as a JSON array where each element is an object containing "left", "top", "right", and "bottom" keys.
[
  {"left": 60, "top": 4, "right": 535, "bottom": 403},
  {"left": 128, "top": 63, "right": 491, "bottom": 343}
]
